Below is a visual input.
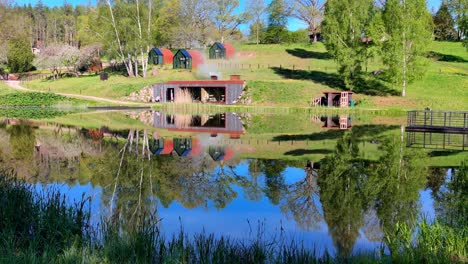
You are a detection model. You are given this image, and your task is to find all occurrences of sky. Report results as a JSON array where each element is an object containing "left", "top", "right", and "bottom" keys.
[{"left": 14, "top": 0, "right": 443, "bottom": 31}]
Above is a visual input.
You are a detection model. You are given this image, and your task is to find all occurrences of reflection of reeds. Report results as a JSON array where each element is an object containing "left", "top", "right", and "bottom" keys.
[
  {"left": 175, "top": 89, "right": 193, "bottom": 103},
  {"left": 174, "top": 114, "right": 193, "bottom": 128}
]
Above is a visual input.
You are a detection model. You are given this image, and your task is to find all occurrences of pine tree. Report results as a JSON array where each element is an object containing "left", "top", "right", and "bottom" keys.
[
  {"left": 322, "top": 0, "right": 374, "bottom": 88},
  {"left": 382, "top": 0, "right": 433, "bottom": 97},
  {"left": 433, "top": 3, "right": 456, "bottom": 40}
]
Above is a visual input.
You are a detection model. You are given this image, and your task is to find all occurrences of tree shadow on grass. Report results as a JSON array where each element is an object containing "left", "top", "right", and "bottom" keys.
[
  {"left": 286, "top": 48, "right": 333, "bottom": 60},
  {"left": 271, "top": 67, "right": 400, "bottom": 96},
  {"left": 352, "top": 76, "right": 400, "bottom": 96},
  {"left": 272, "top": 124, "right": 400, "bottom": 142},
  {"left": 427, "top": 51, "right": 468, "bottom": 63},
  {"left": 284, "top": 149, "right": 333, "bottom": 156},
  {"left": 271, "top": 67, "right": 345, "bottom": 89}
]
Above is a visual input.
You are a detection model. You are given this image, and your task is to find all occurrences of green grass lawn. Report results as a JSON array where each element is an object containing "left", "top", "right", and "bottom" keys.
[{"left": 23, "top": 41, "right": 467, "bottom": 110}]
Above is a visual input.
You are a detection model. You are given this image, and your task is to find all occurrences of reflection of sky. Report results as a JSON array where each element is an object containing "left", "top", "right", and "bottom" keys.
[{"left": 32, "top": 161, "right": 439, "bottom": 258}]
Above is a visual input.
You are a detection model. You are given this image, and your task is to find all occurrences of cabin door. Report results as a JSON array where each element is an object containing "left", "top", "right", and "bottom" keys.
[
  {"left": 166, "top": 88, "right": 174, "bottom": 102},
  {"left": 340, "top": 92, "right": 349, "bottom": 108}
]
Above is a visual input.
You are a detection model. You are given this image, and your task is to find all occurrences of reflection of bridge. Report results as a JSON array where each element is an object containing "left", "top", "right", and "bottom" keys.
[{"left": 406, "top": 111, "right": 468, "bottom": 150}]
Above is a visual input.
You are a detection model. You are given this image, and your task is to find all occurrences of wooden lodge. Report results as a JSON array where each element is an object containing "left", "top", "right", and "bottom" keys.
[
  {"left": 209, "top": 42, "right": 235, "bottom": 60},
  {"left": 148, "top": 48, "right": 173, "bottom": 65},
  {"left": 152, "top": 75, "right": 245, "bottom": 105},
  {"left": 312, "top": 91, "right": 354, "bottom": 108},
  {"left": 173, "top": 49, "right": 204, "bottom": 69}
]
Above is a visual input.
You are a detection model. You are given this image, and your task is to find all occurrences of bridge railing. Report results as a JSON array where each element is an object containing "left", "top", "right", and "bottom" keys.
[{"left": 407, "top": 110, "right": 468, "bottom": 129}]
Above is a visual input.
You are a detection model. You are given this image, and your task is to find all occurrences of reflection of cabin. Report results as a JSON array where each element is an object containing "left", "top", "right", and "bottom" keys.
[
  {"left": 173, "top": 138, "right": 192, "bottom": 157},
  {"left": 173, "top": 49, "right": 203, "bottom": 69},
  {"left": 209, "top": 42, "right": 235, "bottom": 60},
  {"left": 312, "top": 91, "right": 353, "bottom": 108},
  {"left": 151, "top": 139, "right": 173, "bottom": 155},
  {"left": 322, "top": 116, "right": 352, "bottom": 130},
  {"left": 148, "top": 138, "right": 164, "bottom": 154},
  {"left": 148, "top": 48, "right": 174, "bottom": 65},
  {"left": 208, "top": 146, "right": 234, "bottom": 161},
  {"left": 152, "top": 75, "right": 245, "bottom": 104},
  {"left": 153, "top": 112, "right": 244, "bottom": 138},
  {"left": 209, "top": 146, "right": 225, "bottom": 161}
]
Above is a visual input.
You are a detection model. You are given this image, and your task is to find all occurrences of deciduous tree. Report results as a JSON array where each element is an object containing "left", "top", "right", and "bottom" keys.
[
  {"left": 322, "top": 0, "right": 374, "bottom": 87},
  {"left": 382, "top": 0, "right": 433, "bottom": 97},
  {"left": 289, "top": 0, "right": 325, "bottom": 43},
  {"left": 246, "top": 0, "right": 267, "bottom": 44},
  {"left": 263, "top": 0, "right": 290, "bottom": 43}
]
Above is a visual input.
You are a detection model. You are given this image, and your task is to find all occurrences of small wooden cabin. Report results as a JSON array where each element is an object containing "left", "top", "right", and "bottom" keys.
[
  {"left": 173, "top": 49, "right": 204, "bottom": 69},
  {"left": 209, "top": 42, "right": 235, "bottom": 60},
  {"left": 312, "top": 91, "right": 353, "bottom": 108},
  {"left": 148, "top": 48, "right": 174, "bottom": 65}
]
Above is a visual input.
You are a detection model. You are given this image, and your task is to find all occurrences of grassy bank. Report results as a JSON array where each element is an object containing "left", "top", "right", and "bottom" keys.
[
  {"left": 1, "top": 173, "right": 466, "bottom": 263},
  {"left": 23, "top": 41, "right": 468, "bottom": 111}
]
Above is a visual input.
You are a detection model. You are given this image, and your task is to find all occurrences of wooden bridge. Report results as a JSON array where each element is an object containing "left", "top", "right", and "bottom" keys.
[{"left": 406, "top": 110, "right": 468, "bottom": 150}]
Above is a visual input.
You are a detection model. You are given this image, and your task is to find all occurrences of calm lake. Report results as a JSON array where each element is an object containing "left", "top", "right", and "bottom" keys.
[{"left": 0, "top": 109, "right": 466, "bottom": 257}]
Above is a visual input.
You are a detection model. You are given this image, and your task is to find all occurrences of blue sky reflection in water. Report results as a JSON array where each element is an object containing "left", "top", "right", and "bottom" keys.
[{"left": 32, "top": 161, "right": 441, "bottom": 257}]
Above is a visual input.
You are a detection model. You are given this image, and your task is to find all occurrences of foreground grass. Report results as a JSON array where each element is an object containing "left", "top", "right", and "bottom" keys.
[{"left": 1, "top": 171, "right": 466, "bottom": 263}]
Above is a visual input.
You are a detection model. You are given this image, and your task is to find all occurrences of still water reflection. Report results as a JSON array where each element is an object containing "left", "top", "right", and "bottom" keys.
[{"left": 0, "top": 111, "right": 464, "bottom": 257}]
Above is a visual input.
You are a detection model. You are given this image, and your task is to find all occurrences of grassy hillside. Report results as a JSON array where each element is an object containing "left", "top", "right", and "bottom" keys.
[{"left": 23, "top": 41, "right": 467, "bottom": 110}]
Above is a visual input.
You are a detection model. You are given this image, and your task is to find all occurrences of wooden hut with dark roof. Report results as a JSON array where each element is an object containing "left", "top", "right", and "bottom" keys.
[
  {"left": 173, "top": 49, "right": 204, "bottom": 69},
  {"left": 209, "top": 42, "right": 235, "bottom": 60},
  {"left": 148, "top": 48, "right": 174, "bottom": 65}
]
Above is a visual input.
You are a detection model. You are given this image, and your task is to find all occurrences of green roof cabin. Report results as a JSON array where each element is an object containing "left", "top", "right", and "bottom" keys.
[
  {"left": 209, "top": 42, "right": 235, "bottom": 60},
  {"left": 148, "top": 48, "right": 174, "bottom": 65}
]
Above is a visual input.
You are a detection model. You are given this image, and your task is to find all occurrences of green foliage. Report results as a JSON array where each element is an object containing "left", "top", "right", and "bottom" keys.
[
  {"left": 264, "top": 0, "right": 289, "bottom": 43},
  {"left": 382, "top": 0, "right": 434, "bottom": 96},
  {"left": 0, "top": 107, "right": 78, "bottom": 119},
  {"left": 385, "top": 220, "right": 468, "bottom": 263},
  {"left": 322, "top": 0, "right": 375, "bottom": 88},
  {"left": 433, "top": 3, "right": 457, "bottom": 40},
  {"left": 0, "top": 175, "right": 90, "bottom": 260},
  {"left": 0, "top": 92, "right": 76, "bottom": 106},
  {"left": 6, "top": 39, "right": 34, "bottom": 73}
]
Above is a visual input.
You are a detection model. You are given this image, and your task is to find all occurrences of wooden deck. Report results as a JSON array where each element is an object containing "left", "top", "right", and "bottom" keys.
[{"left": 406, "top": 110, "right": 468, "bottom": 150}]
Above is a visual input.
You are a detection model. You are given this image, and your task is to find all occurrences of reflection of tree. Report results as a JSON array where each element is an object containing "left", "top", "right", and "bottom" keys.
[
  {"left": 281, "top": 168, "right": 322, "bottom": 231},
  {"left": 7, "top": 124, "right": 35, "bottom": 160},
  {"left": 262, "top": 160, "right": 287, "bottom": 205},
  {"left": 244, "top": 160, "right": 264, "bottom": 202},
  {"left": 372, "top": 138, "right": 427, "bottom": 235},
  {"left": 426, "top": 167, "right": 447, "bottom": 195},
  {"left": 318, "top": 132, "right": 368, "bottom": 258},
  {"left": 434, "top": 162, "right": 467, "bottom": 229}
]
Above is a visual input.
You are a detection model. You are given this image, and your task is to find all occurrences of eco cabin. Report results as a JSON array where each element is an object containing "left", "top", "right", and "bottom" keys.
[
  {"left": 209, "top": 42, "right": 235, "bottom": 60},
  {"left": 148, "top": 48, "right": 174, "bottom": 65},
  {"left": 173, "top": 49, "right": 203, "bottom": 69},
  {"left": 152, "top": 75, "right": 245, "bottom": 105}
]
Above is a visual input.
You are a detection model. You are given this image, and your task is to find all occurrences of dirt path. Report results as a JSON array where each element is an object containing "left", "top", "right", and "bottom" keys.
[{"left": 3, "top": 80, "right": 147, "bottom": 106}]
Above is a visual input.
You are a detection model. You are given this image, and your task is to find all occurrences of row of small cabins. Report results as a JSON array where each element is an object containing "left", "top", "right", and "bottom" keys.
[{"left": 148, "top": 42, "right": 235, "bottom": 70}]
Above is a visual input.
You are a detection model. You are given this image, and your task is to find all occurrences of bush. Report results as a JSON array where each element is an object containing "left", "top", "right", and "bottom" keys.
[{"left": 6, "top": 39, "right": 34, "bottom": 73}]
